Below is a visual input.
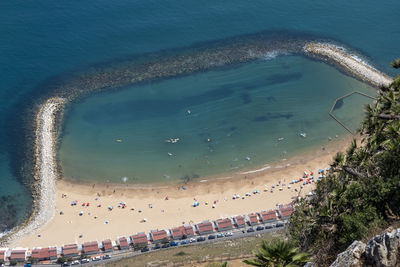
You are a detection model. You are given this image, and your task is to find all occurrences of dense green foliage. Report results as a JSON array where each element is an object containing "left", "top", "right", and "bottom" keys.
[
  {"left": 289, "top": 60, "right": 400, "bottom": 265},
  {"left": 243, "top": 239, "right": 311, "bottom": 267},
  {"left": 56, "top": 257, "right": 66, "bottom": 264}
]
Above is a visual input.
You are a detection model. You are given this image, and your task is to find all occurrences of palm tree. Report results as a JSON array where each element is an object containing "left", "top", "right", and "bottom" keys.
[{"left": 243, "top": 239, "right": 311, "bottom": 267}]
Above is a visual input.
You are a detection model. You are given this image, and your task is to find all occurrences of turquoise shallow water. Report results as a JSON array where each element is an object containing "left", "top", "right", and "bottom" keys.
[
  {"left": 60, "top": 56, "right": 375, "bottom": 184},
  {"left": 0, "top": 0, "right": 399, "bottom": 232}
]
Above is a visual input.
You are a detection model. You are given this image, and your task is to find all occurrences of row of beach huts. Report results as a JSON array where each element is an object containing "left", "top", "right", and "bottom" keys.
[{"left": 0, "top": 204, "right": 294, "bottom": 264}]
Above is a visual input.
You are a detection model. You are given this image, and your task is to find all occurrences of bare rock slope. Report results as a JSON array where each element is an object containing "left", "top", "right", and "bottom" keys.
[{"left": 329, "top": 228, "right": 400, "bottom": 267}]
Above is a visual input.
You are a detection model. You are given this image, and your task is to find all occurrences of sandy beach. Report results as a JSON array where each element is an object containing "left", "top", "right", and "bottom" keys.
[
  {"left": 4, "top": 40, "right": 393, "bottom": 250},
  {"left": 11, "top": 135, "right": 350, "bottom": 248}
]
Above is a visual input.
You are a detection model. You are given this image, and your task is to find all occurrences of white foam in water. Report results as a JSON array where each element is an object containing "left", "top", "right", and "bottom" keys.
[
  {"left": 262, "top": 51, "right": 279, "bottom": 60},
  {"left": 240, "top": 165, "right": 271, "bottom": 174},
  {"left": 247, "top": 49, "right": 286, "bottom": 60},
  {"left": 122, "top": 176, "right": 128, "bottom": 182},
  {"left": 0, "top": 230, "right": 10, "bottom": 239}
]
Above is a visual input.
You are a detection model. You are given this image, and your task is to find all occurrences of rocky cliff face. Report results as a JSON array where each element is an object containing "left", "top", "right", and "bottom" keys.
[{"left": 329, "top": 228, "right": 400, "bottom": 267}]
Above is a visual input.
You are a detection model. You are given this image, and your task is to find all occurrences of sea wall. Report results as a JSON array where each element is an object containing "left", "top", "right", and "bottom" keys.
[
  {"left": 0, "top": 34, "right": 394, "bottom": 246},
  {"left": 304, "top": 42, "right": 393, "bottom": 87},
  {"left": 1, "top": 98, "right": 65, "bottom": 245}
]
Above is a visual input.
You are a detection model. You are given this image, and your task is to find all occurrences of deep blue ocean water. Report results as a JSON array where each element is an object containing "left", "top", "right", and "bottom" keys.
[{"left": 0, "top": 0, "right": 399, "bottom": 233}]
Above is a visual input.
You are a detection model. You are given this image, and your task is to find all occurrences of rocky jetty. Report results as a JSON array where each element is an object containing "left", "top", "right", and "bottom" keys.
[
  {"left": 1, "top": 97, "right": 65, "bottom": 246},
  {"left": 304, "top": 42, "right": 393, "bottom": 88},
  {"left": 330, "top": 228, "right": 400, "bottom": 267}
]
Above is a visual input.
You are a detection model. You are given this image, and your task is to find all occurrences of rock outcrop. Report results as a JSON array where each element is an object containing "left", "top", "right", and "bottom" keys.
[
  {"left": 329, "top": 228, "right": 400, "bottom": 267},
  {"left": 330, "top": 241, "right": 366, "bottom": 267},
  {"left": 364, "top": 228, "right": 400, "bottom": 267}
]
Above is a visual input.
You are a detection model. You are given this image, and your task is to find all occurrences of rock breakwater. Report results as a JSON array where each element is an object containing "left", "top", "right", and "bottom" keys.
[
  {"left": 1, "top": 98, "right": 65, "bottom": 246},
  {"left": 304, "top": 42, "right": 393, "bottom": 87}
]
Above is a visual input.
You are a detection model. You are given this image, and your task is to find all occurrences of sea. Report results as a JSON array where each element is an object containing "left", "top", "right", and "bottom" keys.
[{"left": 0, "top": 0, "right": 399, "bottom": 234}]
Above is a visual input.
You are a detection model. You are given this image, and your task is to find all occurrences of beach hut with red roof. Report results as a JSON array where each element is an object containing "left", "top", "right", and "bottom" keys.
[
  {"left": 150, "top": 229, "right": 169, "bottom": 243},
  {"left": 102, "top": 239, "right": 113, "bottom": 252},
  {"left": 170, "top": 225, "right": 195, "bottom": 240},
  {"left": 233, "top": 215, "right": 246, "bottom": 228},
  {"left": 116, "top": 237, "right": 129, "bottom": 250},
  {"left": 82, "top": 241, "right": 99, "bottom": 255},
  {"left": 130, "top": 233, "right": 149, "bottom": 248},
  {"left": 48, "top": 247, "right": 58, "bottom": 260},
  {"left": 62, "top": 244, "right": 79, "bottom": 258},
  {"left": 9, "top": 248, "right": 28, "bottom": 262},
  {"left": 170, "top": 226, "right": 184, "bottom": 240},
  {"left": 278, "top": 204, "right": 295, "bottom": 220},
  {"left": 246, "top": 213, "right": 259, "bottom": 226},
  {"left": 258, "top": 210, "right": 278, "bottom": 223},
  {"left": 183, "top": 225, "right": 195, "bottom": 237},
  {"left": 215, "top": 218, "right": 233, "bottom": 231},
  {"left": 0, "top": 248, "right": 8, "bottom": 262},
  {"left": 195, "top": 221, "right": 214, "bottom": 235},
  {"left": 31, "top": 247, "right": 57, "bottom": 261}
]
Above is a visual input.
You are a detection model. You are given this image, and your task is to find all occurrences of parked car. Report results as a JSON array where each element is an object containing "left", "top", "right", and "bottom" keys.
[
  {"left": 71, "top": 260, "right": 80, "bottom": 265},
  {"left": 197, "top": 237, "right": 206, "bottom": 242},
  {"left": 256, "top": 226, "right": 265, "bottom": 231},
  {"left": 217, "top": 233, "right": 224, "bottom": 238},
  {"left": 189, "top": 238, "right": 196, "bottom": 243},
  {"left": 161, "top": 243, "right": 170, "bottom": 248},
  {"left": 180, "top": 240, "right": 188, "bottom": 245},
  {"left": 63, "top": 263, "right": 71, "bottom": 267},
  {"left": 276, "top": 222, "right": 285, "bottom": 227},
  {"left": 224, "top": 232, "right": 233, "bottom": 236},
  {"left": 208, "top": 235, "right": 216, "bottom": 240},
  {"left": 141, "top": 247, "right": 150, "bottom": 252},
  {"left": 170, "top": 241, "right": 179, "bottom": 246},
  {"left": 81, "top": 258, "right": 90, "bottom": 264},
  {"left": 153, "top": 245, "right": 161, "bottom": 250},
  {"left": 247, "top": 228, "right": 255, "bottom": 233},
  {"left": 102, "top": 255, "right": 111, "bottom": 260},
  {"left": 92, "top": 256, "right": 101, "bottom": 261}
]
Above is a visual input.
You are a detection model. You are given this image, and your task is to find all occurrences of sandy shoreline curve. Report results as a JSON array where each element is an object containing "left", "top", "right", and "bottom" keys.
[{"left": 2, "top": 40, "right": 394, "bottom": 247}]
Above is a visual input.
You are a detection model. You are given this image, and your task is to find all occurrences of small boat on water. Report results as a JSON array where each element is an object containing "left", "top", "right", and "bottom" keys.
[
  {"left": 278, "top": 137, "right": 284, "bottom": 141},
  {"left": 165, "top": 137, "right": 180, "bottom": 143},
  {"left": 245, "top": 156, "right": 251, "bottom": 161},
  {"left": 167, "top": 152, "right": 173, "bottom": 156},
  {"left": 299, "top": 132, "right": 307, "bottom": 138},
  {"left": 115, "top": 139, "right": 122, "bottom": 143}
]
